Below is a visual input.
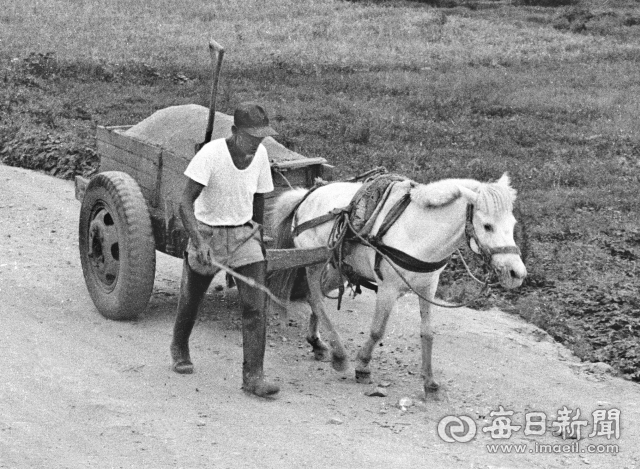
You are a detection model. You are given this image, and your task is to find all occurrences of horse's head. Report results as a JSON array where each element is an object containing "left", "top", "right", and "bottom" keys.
[{"left": 457, "top": 173, "right": 527, "bottom": 289}]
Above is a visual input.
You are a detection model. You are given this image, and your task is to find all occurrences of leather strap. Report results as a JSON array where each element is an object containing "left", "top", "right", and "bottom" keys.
[
  {"left": 365, "top": 187, "right": 443, "bottom": 281},
  {"left": 488, "top": 245, "right": 521, "bottom": 255},
  {"left": 369, "top": 192, "right": 412, "bottom": 244},
  {"left": 374, "top": 244, "right": 449, "bottom": 280},
  {"left": 293, "top": 206, "right": 349, "bottom": 237}
]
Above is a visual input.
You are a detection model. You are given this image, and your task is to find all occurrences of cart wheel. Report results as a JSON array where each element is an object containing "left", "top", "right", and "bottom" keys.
[{"left": 79, "top": 171, "right": 156, "bottom": 320}]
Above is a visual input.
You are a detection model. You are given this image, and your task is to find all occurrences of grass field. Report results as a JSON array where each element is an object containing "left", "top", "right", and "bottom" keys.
[{"left": 1, "top": 0, "right": 640, "bottom": 380}]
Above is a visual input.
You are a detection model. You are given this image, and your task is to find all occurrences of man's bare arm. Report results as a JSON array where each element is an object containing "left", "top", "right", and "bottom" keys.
[
  {"left": 180, "top": 178, "right": 206, "bottom": 251},
  {"left": 252, "top": 193, "right": 265, "bottom": 226}
]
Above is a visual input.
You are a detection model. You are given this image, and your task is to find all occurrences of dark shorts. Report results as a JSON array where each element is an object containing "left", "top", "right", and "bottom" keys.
[{"left": 186, "top": 220, "right": 265, "bottom": 276}]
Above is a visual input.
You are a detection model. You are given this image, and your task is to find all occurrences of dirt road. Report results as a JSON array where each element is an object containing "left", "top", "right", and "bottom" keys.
[{"left": 0, "top": 163, "right": 638, "bottom": 469}]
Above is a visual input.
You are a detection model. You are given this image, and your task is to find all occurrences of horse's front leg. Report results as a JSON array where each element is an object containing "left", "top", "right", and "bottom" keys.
[
  {"left": 305, "top": 265, "right": 349, "bottom": 372},
  {"left": 355, "top": 283, "right": 399, "bottom": 384},
  {"left": 418, "top": 275, "right": 441, "bottom": 394}
]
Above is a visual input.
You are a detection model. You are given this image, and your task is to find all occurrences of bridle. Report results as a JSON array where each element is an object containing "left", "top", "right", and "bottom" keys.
[{"left": 464, "top": 204, "right": 521, "bottom": 267}]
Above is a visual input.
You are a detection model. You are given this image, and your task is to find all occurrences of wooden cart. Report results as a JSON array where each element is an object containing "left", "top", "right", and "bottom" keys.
[{"left": 75, "top": 105, "right": 332, "bottom": 320}]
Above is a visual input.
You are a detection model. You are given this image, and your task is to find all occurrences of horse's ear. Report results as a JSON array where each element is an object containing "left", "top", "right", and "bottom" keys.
[
  {"left": 457, "top": 185, "right": 478, "bottom": 205},
  {"left": 497, "top": 172, "right": 518, "bottom": 200},
  {"left": 497, "top": 172, "right": 511, "bottom": 187}
]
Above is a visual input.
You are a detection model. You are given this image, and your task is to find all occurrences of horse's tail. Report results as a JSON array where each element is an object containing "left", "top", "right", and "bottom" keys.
[
  {"left": 269, "top": 188, "right": 307, "bottom": 249},
  {"left": 268, "top": 188, "right": 305, "bottom": 246},
  {"left": 267, "top": 188, "right": 308, "bottom": 306}
]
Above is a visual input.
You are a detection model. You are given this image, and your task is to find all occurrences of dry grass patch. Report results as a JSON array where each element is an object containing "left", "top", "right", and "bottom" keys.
[{"left": 4, "top": 0, "right": 637, "bottom": 70}]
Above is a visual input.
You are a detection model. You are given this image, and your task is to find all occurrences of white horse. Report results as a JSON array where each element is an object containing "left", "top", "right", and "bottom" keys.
[{"left": 269, "top": 173, "right": 527, "bottom": 395}]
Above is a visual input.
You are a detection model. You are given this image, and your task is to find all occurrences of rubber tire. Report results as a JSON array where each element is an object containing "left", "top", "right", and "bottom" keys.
[{"left": 79, "top": 171, "right": 156, "bottom": 320}]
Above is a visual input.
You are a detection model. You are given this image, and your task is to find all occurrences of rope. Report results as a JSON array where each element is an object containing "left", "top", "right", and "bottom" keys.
[
  {"left": 272, "top": 167, "right": 294, "bottom": 190},
  {"left": 227, "top": 223, "right": 261, "bottom": 260},
  {"left": 455, "top": 248, "right": 499, "bottom": 287},
  {"left": 319, "top": 210, "right": 351, "bottom": 305},
  {"left": 210, "top": 223, "right": 287, "bottom": 307},
  {"left": 345, "top": 166, "right": 389, "bottom": 183},
  {"left": 204, "top": 254, "right": 286, "bottom": 308}
]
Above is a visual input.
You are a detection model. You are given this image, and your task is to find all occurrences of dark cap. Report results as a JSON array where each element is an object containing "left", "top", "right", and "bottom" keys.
[{"left": 234, "top": 102, "right": 278, "bottom": 138}]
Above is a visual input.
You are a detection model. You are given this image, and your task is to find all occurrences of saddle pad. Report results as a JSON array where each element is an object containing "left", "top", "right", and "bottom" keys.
[{"left": 349, "top": 172, "right": 406, "bottom": 235}]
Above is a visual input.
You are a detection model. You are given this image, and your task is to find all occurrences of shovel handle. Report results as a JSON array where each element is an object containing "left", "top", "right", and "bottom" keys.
[{"left": 203, "top": 39, "right": 225, "bottom": 146}]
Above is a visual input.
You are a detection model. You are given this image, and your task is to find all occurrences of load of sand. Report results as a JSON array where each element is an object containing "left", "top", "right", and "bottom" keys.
[{"left": 122, "top": 104, "right": 316, "bottom": 165}]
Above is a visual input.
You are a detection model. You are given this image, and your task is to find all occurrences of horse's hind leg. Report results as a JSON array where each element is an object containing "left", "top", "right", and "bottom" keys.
[
  {"left": 306, "top": 309, "right": 330, "bottom": 361},
  {"left": 355, "top": 284, "right": 398, "bottom": 384},
  {"left": 289, "top": 268, "right": 329, "bottom": 361},
  {"left": 305, "top": 265, "right": 349, "bottom": 372}
]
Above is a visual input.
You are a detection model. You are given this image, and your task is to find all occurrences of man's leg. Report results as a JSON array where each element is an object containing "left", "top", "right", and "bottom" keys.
[
  {"left": 236, "top": 261, "right": 280, "bottom": 397},
  {"left": 171, "top": 257, "right": 215, "bottom": 374}
]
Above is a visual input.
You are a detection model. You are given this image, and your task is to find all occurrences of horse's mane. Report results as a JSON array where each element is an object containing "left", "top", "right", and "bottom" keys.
[
  {"left": 410, "top": 174, "right": 517, "bottom": 213},
  {"left": 474, "top": 177, "right": 517, "bottom": 214}
]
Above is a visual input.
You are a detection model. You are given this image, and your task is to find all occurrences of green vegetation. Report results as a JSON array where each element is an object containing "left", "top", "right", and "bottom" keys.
[{"left": 1, "top": 0, "right": 639, "bottom": 380}]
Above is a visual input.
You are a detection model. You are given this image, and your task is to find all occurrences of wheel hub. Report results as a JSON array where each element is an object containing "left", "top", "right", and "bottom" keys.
[{"left": 88, "top": 207, "right": 120, "bottom": 289}]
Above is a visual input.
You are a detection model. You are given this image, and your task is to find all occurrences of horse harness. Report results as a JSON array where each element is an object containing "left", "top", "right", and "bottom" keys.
[
  {"left": 291, "top": 170, "right": 522, "bottom": 309},
  {"left": 291, "top": 172, "right": 449, "bottom": 306}
]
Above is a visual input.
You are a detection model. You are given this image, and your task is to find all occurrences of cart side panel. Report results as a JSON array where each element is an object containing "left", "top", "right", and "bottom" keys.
[
  {"left": 158, "top": 152, "right": 192, "bottom": 257},
  {"left": 160, "top": 152, "right": 190, "bottom": 205},
  {"left": 97, "top": 126, "right": 162, "bottom": 208},
  {"left": 97, "top": 126, "right": 170, "bottom": 254}
]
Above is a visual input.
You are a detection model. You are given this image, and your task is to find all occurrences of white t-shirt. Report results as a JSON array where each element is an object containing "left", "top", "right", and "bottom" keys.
[{"left": 184, "top": 138, "right": 274, "bottom": 226}]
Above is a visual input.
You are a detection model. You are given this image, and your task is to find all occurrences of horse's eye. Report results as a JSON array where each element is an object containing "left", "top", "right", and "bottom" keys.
[{"left": 484, "top": 224, "right": 494, "bottom": 233}]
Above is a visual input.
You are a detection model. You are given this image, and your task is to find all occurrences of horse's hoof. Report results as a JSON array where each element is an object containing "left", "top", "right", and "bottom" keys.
[
  {"left": 331, "top": 354, "right": 349, "bottom": 372},
  {"left": 307, "top": 337, "right": 331, "bottom": 362},
  {"left": 424, "top": 380, "right": 440, "bottom": 393},
  {"left": 242, "top": 379, "right": 280, "bottom": 398},
  {"left": 172, "top": 359, "right": 194, "bottom": 374},
  {"left": 313, "top": 349, "right": 331, "bottom": 362},
  {"left": 170, "top": 344, "right": 193, "bottom": 374},
  {"left": 355, "top": 369, "right": 372, "bottom": 384}
]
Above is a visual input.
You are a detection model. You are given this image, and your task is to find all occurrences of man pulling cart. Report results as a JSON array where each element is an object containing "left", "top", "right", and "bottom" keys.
[{"left": 171, "top": 102, "right": 280, "bottom": 397}]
